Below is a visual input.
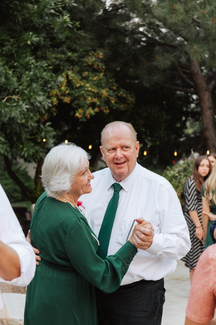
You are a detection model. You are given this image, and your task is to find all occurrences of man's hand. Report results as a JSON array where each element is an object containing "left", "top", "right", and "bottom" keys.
[
  {"left": 129, "top": 218, "right": 154, "bottom": 250},
  {"left": 26, "top": 230, "right": 41, "bottom": 265}
]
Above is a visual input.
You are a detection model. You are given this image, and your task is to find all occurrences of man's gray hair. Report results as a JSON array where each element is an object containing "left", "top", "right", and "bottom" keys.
[
  {"left": 101, "top": 121, "right": 137, "bottom": 145},
  {"left": 42, "top": 143, "right": 89, "bottom": 198}
]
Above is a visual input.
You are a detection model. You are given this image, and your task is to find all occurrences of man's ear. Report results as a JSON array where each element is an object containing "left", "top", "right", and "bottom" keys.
[
  {"left": 135, "top": 141, "right": 139, "bottom": 158},
  {"left": 100, "top": 146, "right": 105, "bottom": 161}
]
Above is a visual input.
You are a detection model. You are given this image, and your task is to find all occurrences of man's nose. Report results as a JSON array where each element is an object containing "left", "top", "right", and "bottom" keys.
[{"left": 115, "top": 148, "right": 123, "bottom": 158}]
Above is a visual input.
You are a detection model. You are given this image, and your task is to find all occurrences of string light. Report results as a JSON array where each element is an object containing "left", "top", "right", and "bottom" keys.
[
  {"left": 43, "top": 138, "right": 46, "bottom": 142},
  {"left": 65, "top": 139, "right": 68, "bottom": 144},
  {"left": 174, "top": 151, "right": 177, "bottom": 156},
  {"left": 143, "top": 151, "right": 147, "bottom": 156},
  {"left": 207, "top": 150, "right": 210, "bottom": 155},
  {"left": 88, "top": 145, "right": 92, "bottom": 150}
]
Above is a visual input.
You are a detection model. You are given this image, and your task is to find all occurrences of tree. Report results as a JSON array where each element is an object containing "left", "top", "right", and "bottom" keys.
[
  {"left": 0, "top": 0, "right": 134, "bottom": 201},
  {"left": 87, "top": 0, "right": 216, "bottom": 152}
]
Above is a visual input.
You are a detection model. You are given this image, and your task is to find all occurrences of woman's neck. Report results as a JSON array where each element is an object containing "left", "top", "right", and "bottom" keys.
[{"left": 58, "top": 192, "right": 78, "bottom": 206}]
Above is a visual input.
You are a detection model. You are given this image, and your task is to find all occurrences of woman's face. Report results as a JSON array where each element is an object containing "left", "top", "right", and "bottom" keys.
[
  {"left": 198, "top": 159, "right": 210, "bottom": 177},
  {"left": 69, "top": 161, "right": 94, "bottom": 199},
  {"left": 208, "top": 156, "right": 216, "bottom": 169}
]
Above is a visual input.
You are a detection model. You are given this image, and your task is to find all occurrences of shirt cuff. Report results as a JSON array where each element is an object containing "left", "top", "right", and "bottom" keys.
[{"left": 146, "top": 234, "right": 163, "bottom": 256}]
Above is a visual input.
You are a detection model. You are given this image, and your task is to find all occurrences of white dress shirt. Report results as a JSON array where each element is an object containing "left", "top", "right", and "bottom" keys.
[
  {"left": 81, "top": 163, "right": 191, "bottom": 285},
  {"left": 0, "top": 185, "right": 36, "bottom": 306}
]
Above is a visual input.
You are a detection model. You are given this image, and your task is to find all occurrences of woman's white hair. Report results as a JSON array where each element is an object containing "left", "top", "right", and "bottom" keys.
[{"left": 42, "top": 143, "right": 89, "bottom": 198}]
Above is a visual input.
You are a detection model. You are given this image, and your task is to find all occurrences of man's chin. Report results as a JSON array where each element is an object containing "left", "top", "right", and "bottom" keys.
[{"left": 112, "top": 171, "right": 128, "bottom": 182}]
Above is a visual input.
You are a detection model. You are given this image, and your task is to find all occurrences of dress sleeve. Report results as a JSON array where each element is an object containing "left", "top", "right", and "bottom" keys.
[
  {"left": 65, "top": 216, "right": 137, "bottom": 293},
  {"left": 184, "top": 177, "right": 197, "bottom": 211},
  {"left": 186, "top": 245, "right": 216, "bottom": 323}
]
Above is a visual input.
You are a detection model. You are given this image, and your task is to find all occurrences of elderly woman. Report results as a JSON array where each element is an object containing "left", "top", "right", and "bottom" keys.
[{"left": 24, "top": 143, "right": 153, "bottom": 325}]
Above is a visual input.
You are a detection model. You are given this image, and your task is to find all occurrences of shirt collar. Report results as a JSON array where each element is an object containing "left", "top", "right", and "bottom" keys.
[{"left": 106, "top": 163, "right": 139, "bottom": 192}]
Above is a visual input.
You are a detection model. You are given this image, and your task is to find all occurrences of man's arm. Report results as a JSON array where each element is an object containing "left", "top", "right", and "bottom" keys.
[
  {"left": 146, "top": 184, "right": 191, "bottom": 259},
  {"left": 0, "top": 241, "right": 20, "bottom": 281},
  {"left": 0, "top": 185, "right": 36, "bottom": 285}
]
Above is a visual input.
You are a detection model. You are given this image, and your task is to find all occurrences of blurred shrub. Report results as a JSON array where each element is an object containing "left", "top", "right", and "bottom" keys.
[
  {"left": 162, "top": 159, "right": 194, "bottom": 203},
  {"left": 0, "top": 164, "right": 34, "bottom": 202}
]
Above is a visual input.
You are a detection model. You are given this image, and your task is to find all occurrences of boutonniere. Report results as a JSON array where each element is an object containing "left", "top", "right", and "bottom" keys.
[{"left": 77, "top": 201, "right": 85, "bottom": 209}]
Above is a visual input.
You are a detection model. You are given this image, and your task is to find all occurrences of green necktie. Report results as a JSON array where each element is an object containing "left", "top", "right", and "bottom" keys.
[{"left": 97, "top": 183, "right": 122, "bottom": 258}]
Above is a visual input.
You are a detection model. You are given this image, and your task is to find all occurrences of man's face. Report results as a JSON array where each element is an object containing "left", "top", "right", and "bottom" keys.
[{"left": 100, "top": 125, "right": 139, "bottom": 182}]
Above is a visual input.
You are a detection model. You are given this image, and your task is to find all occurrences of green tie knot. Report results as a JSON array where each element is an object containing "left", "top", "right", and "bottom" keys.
[{"left": 113, "top": 183, "right": 122, "bottom": 193}]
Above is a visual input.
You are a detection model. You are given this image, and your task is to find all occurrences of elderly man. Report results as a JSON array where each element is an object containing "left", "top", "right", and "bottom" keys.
[
  {"left": 0, "top": 185, "right": 36, "bottom": 309},
  {"left": 81, "top": 121, "right": 191, "bottom": 325}
]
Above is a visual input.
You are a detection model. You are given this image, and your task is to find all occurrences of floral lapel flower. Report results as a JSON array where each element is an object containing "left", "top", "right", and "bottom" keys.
[{"left": 77, "top": 201, "right": 85, "bottom": 209}]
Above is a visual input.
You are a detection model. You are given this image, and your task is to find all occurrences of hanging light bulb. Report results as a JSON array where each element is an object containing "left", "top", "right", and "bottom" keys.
[
  {"left": 88, "top": 145, "right": 92, "bottom": 150},
  {"left": 207, "top": 150, "right": 210, "bottom": 155},
  {"left": 143, "top": 151, "right": 147, "bottom": 156},
  {"left": 174, "top": 151, "right": 177, "bottom": 156},
  {"left": 65, "top": 139, "right": 68, "bottom": 144}
]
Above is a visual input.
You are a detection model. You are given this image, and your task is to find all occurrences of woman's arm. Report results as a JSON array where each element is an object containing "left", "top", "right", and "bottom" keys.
[
  {"left": 189, "top": 210, "right": 203, "bottom": 240},
  {"left": 202, "top": 197, "right": 210, "bottom": 242},
  {"left": 65, "top": 217, "right": 153, "bottom": 294},
  {"left": 0, "top": 241, "right": 20, "bottom": 281}
]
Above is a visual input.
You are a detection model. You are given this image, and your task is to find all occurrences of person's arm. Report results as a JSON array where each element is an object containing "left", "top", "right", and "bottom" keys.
[
  {"left": 189, "top": 210, "right": 203, "bottom": 241},
  {"left": 185, "top": 246, "right": 216, "bottom": 325},
  {"left": 65, "top": 216, "right": 153, "bottom": 294},
  {"left": 0, "top": 185, "right": 36, "bottom": 286},
  {"left": 0, "top": 241, "right": 20, "bottom": 281},
  {"left": 145, "top": 183, "right": 191, "bottom": 260},
  {"left": 202, "top": 197, "right": 210, "bottom": 242}
]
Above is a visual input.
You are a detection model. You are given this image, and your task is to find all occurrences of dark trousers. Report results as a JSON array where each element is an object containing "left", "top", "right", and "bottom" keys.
[{"left": 96, "top": 278, "right": 165, "bottom": 325}]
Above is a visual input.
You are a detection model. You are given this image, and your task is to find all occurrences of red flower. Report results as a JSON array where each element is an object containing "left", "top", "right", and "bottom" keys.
[
  {"left": 183, "top": 158, "right": 185, "bottom": 161},
  {"left": 172, "top": 160, "right": 176, "bottom": 164}
]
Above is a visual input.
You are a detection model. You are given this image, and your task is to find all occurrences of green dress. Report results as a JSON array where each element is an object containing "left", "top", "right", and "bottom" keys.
[
  {"left": 201, "top": 187, "right": 216, "bottom": 249},
  {"left": 24, "top": 193, "right": 137, "bottom": 325}
]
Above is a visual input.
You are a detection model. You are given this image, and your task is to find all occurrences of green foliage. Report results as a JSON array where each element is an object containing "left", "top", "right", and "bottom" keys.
[
  {"left": 162, "top": 159, "right": 194, "bottom": 202},
  {"left": 0, "top": 0, "right": 135, "bottom": 200},
  {"left": 50, "top": 50, "right": 134, "bottom": 121},
  {"left": 0, "top": 164, "right": 34, "bottom": 202}
]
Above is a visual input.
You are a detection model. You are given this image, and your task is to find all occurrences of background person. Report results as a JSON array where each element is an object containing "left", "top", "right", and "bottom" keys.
[
  {"left": 202, "top": 162, "right": 216, "bottom": 248},
  {"left": 207, "top": 153, "right": 216, "bottom": 169},
  {"left": 182, "top": 156, "right": 211, "bottom": 282},
  {"left": 0, "top": 184, "right": 36, "bottom": 309},
  {"left": 80, "top": 121, "right": 191, "bottom": 325},
  {"left": 24, "top": 143, "right": 154, "bottom": 325}
]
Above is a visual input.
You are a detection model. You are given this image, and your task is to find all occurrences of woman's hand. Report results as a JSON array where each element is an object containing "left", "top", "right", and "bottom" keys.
[
  {"left": 203, "top": 211, "right": 216, "bottom": 221},
  {"left": 129, "top": 218, "right": 154, "bottom": 250},
  {"left": 195, "top": 226, "right": 204, "bottom": 241}
]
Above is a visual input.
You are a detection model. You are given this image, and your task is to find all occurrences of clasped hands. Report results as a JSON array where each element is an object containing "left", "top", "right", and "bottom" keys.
[{"left": 129, "top": 218, "right": 154, "bottom": 250}]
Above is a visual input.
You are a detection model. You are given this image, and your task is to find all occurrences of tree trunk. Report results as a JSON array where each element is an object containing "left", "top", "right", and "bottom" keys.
[
  {"left": 4, "top": 155, "right": 31, "bottom": 200},
  {"left": 34, "top": 158, "right": 44, "bottom": 197},
  {"left": 190, "top": 60, "right": 216, "bottom": 153}
]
